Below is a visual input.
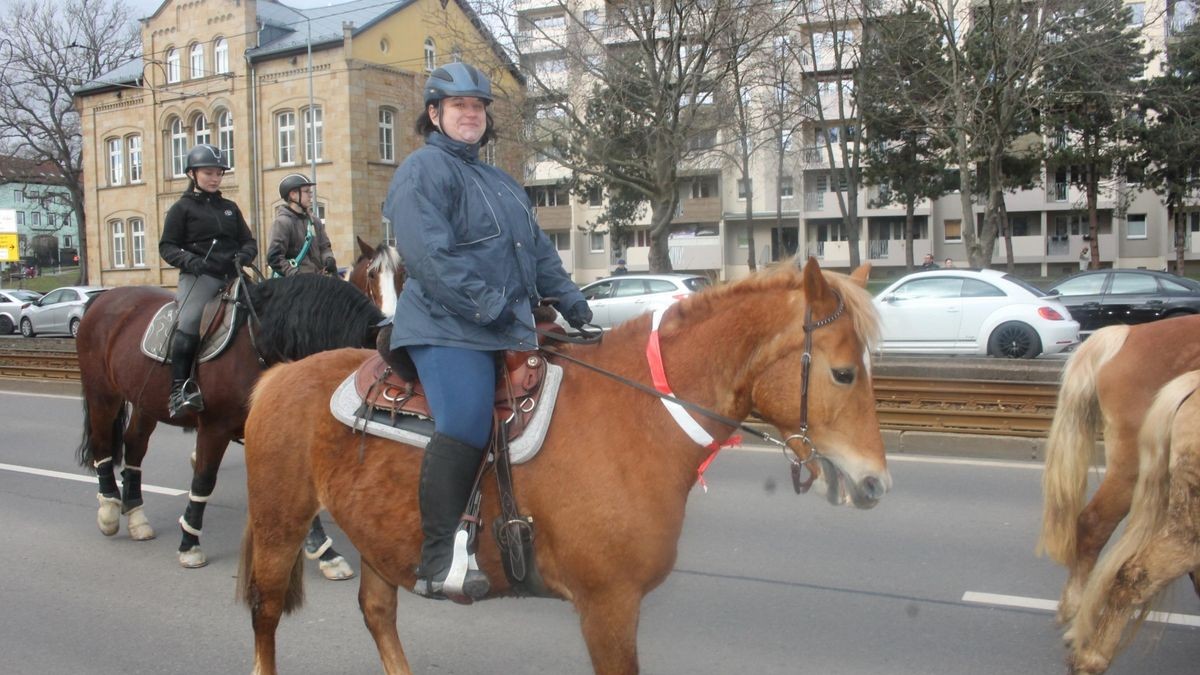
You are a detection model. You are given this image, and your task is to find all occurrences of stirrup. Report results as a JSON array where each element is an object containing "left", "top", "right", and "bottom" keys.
[
  {"left": 414, "top": 530, "right": 490, "bottom": 604},
  {"left": 168, "top": 379, "right": 205, "bottom": 418}
]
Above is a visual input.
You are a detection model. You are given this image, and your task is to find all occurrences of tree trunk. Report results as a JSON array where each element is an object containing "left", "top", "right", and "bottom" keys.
[
  {"left": 648, "top": 195, "right": 678, "bottom": 273},
  {"left": 904, "top": 198, "right": 915, "bottom": 271},
  {"left": 1086, "top": 166, "right": 1099, "bottom": 271},
  {"left": 744, "top": 171, "right": 757, "bottom": 273},
  {"left": 1001, "top": 199, "right": 1013, "bottom": 273}
]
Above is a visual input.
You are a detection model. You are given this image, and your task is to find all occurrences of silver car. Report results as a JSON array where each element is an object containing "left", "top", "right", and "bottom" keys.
[
  {"left": 572, "top": 273, "right": 712, "bottom": 330},
  {"left": 0, "top": 289, "right": 43, "bottom": 334},
  {"left": 20, "top": 286, "right": 108, "bottom": 338}
]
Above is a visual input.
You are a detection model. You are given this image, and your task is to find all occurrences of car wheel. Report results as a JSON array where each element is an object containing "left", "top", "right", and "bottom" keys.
[
  {"left": 988, "top": 321, "right": 1041, "bottom": 359},
  {"left": 70, "top": 317, "right": 81, "bottom": 338},
  {"left": 20, "top": 317, "right": 35, "bottom": 338},
  {"left": 0, "top": 315, "right": 11, "bottom": 334}
]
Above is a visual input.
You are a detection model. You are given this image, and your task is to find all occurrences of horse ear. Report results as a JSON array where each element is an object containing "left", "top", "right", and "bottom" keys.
[
  {"left": 356, "top": 236, "right": 374, "bottom": 258},
  {"left": 849, "top": 263, "right": 871, "bottom": 288},
  {"left": 801, "top": 256, "right": 833, "bottom": 305}
]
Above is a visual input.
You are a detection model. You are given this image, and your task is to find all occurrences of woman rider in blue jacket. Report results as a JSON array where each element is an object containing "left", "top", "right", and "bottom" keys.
[{"left": 383, "top": 62, "right": 591, "bottom": 602}]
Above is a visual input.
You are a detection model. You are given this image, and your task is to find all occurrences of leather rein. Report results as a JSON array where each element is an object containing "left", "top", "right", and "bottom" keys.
[{"left": 536, "top": 292, "right": 846, "bottom": 494}]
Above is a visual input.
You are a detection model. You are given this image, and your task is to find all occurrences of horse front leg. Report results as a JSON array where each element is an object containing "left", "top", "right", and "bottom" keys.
[
  {"left": 119, "top": 408, "right": 157, "bottom": 541},
  {"left": 576, "top": 587, "right": 644, "bottom": 675},
  {"left": 304, "top": 514, "right": 356, "bottom": 580},
  {"left": 178, "top": 431, "right": 231, "bottom": 568},
  {"left": 358, "top": 561, "right": 412, "bottom": 675}
]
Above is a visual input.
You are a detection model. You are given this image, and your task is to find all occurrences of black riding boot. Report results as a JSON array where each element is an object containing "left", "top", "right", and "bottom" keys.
[
  {"left": 414, "top": 432, "right": 490, "bottom": 602},
  {"left": 168, "top": 330, "right": 204, "bottom": 418}
]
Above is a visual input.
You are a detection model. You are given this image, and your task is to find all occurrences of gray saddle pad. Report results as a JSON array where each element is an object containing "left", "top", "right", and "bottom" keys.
[{"left": 140, "top": 297, "right": 239, "bottom": 364}]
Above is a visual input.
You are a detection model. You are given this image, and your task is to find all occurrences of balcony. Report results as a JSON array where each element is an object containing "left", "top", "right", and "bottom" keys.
[
  {"left": 674, "top": 196, "right": 721, "bottom": 222},
  {"left": 535, "top": 205, "right": 572, "bottom": 229},
  {"left": 625, "top": 236, "right": 721, "bottom": 271}
]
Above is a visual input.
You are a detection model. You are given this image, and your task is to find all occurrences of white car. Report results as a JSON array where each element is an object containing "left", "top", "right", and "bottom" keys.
[
  {"left": 873, "top": 269, "right": 1079, "bottom": 358},
  {"left": 569, "top": 273, "right": 712, "bottom": 330},
  {"left": 19, "top": 286, "right": 108, "bottom": 338},
  {"left": 0, "top": 289, "right": 43, "bottom": 334}
]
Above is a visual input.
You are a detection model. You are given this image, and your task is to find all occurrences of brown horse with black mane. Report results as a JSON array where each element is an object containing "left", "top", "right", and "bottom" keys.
[
  {"left": 1038, "top": 315, "right": 1200, "bottom": 623},
  {"left": 237, "top": 259, "right": 890, "bottom": 674},
  {"left": 346, "top": 235, "right": 404, "bottom": 317},
  {"left": 75, "top": 273, "right": 383, "bottom": 570}
]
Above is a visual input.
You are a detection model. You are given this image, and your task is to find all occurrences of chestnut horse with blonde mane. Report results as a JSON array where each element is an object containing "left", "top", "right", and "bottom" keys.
[
  {"left": 1038, "top": 315, "right": 1200, "bottom": 624},
  {"left": 237, "top": 259, "right": 891, "bottom": 674},
  {"left": 1064, "top": 368, "right": 1200, "bottom": 674}
]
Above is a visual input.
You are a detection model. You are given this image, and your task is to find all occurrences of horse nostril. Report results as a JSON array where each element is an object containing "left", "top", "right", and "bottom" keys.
[{"left": 862, "top": 476, "right": 886, "bottom": 500}]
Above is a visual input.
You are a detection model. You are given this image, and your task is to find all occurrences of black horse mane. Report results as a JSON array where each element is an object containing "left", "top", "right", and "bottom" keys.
[{"left": 246, "top": 274, "right": 384, "bottom": 364}]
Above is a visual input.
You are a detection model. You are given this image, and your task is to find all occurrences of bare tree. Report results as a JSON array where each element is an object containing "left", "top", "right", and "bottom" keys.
[{"left": 0, "top": 0, "right": 140, "bottom": 284}]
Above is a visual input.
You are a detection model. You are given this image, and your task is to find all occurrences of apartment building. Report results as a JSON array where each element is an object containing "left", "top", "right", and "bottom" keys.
[
  {"left": 517, "top": 0, "right": 1200, "bottom": 283},
  {"left": 75, "top": 0, "right": 522, "bottom": 288},
  {"left": 0, "top": 157, "right": 80, "bottom": 268}
]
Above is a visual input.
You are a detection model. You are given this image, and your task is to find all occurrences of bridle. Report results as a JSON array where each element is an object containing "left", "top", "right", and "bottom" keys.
[{"left": 537, "top": 291, "right": 847, "bottom": 494}]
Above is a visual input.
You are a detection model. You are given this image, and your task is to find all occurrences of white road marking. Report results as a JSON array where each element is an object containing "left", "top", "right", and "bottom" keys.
[
  {"left": 0, "top": 389, "right": 81, "bottom": 400},
  {"left": 0, "top": 462, "right": 187, "bottom": 496},
  {"left": 962, "top": 591, "right": 1200, "bottom": 628}
]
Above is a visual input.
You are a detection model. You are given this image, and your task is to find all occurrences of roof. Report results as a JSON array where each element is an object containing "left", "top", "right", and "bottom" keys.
[
  {"left": 0, "top": 156, "right": 70, "bottom": 186},
  {"left": 74, "top": 58, "right": 144, "bottom": 95},
  {"left": 247, "top": 0, "right": 418, "bottom": 60}
]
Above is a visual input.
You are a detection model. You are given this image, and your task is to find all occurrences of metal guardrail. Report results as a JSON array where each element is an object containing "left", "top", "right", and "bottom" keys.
[{"left": 0, "top": 346, "right": 1060, "bottom": 437}]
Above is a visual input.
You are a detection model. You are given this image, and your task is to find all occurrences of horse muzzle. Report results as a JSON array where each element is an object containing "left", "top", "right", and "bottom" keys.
[{"left": 815, "top": 456, "right": 891, "bottom": 510}]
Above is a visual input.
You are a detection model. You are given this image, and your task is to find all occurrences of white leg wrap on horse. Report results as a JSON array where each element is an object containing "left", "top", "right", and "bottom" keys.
[
  {"left": 178, "top": 515, "right": 202, "bottom": 537},
  {"left": 125, "top": 505, "right": 156, "bottom": 541},
  {"left": 442, "top": 529, "right": 471, "bottom": 596},
  {"left": 178, "top": 545, "right": 208, "bottom": 568},
  {"left": 124, "top": 464, "right": 141, "bottom": 472},
  {"left": 318, "top": 556, "right": 356, "bottom": 580},
  {"left": 304, "top": 536, "right": 333, "bottom": 560},
  {"left": 187, "top": 491, "right": 210, "bottom": 503},
  {"left": 94, "top": 457, "right": 113, "bottom": 469},
  {"left": 96, "top": 494, "right": 121, "bottom": 536}
]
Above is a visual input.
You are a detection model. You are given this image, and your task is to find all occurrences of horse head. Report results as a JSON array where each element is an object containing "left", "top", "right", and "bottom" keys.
[
  {"left": 348, "top": 235, "right": 404, "bottom": 316},
  {"left": 748, "top": 257, "right": 889, "bottom": 509}
]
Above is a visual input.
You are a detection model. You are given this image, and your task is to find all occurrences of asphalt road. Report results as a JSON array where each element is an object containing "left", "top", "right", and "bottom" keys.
[{"left": 0, "top": 384, "right": 1196, "bottom": 675}]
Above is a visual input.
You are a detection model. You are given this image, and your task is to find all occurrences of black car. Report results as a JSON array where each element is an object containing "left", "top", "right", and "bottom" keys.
[{"left": 1046, "top": 269, "right": 1200, "bottom": 333}]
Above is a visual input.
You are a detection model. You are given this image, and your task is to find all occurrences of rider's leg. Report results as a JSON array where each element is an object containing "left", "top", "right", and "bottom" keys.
[
  {"left": 168, "top": 273, "right": 222, "bottom": 417},
  {"left": 406, "top": 345, "right": 495, "bottom": 601}
]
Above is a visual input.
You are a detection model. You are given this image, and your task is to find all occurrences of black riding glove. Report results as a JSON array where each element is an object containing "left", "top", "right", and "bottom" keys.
[
  {"left": 564, "top": 300, "right": 593, "bottom": 329},
  {"left": 324, "top": 257, "right": 338, "bottom": 275},
  {"left": 237, "top": 251, "right": 255, "bottom": 268},
  {"left": 488, "top": 306, "right": 517, "bottom": 330}
]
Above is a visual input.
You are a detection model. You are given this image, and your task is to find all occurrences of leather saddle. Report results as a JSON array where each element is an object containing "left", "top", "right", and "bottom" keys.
[{"left": 140, "top": 277, "right": 244, "bottom": 364}]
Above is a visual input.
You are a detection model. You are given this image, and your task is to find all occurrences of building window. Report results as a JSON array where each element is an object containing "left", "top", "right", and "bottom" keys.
[
  {"left": 781, "top": 176, "right": 794, "bottom": 198},
  {"left": 130, "top": 218, "right": 146, "bottom": 267},
  {"left": 15, "top": 211, "right": 24, "bottom": 226},
  {"left": 166, "top": 48, "right": 180, "bottom": 83},
  {"left": 107, "top": 137, "right": 124, "bottom": 186},
  {"left": 737, "top": 178, "right": 752, "bottom": 199},
  {"left": 1127, "top": 214, "right": 1147, "bottom": 239},
  {"left": 379, "top": 108, "right": 395, "bottom": 162},
  {"left": 547, "top": 230, "right": 570, "bottom": 251},
  {"left": 944, "top": 218, "right": 962, "bottom": 242},
  {"left": 170, "top": 116, "right": 187, "bottom": 177},
  {"left": 214, "top": 38, "right": 229, "bottom": 74},
  {"left": 1128, "top": 2, "right": 1145, "bottom": 25},
  {"left": 127, "top": 134, "right": 142, "bottom": 183},
  {"left": 590, "top": 232, "right": 605, "bottom": 252},
  {"left": 217, "top": 109, "right": 235, "bottom": 169},
  {"left": 303, "top": 106, "right": 323, "bottom": 162},
  {"left": 13, "top": 189, "right": 23, "bottom": 203},
  {"left": 189, "top": 43, "right": 204, "bottom": 79},
  {"left": 31, "top": 212, "right": 41, "bottom": 228},
  {"left": 424, "top": 38, "right": 436, "bottom": 71},
  {"left": 110, "top": 220, "right": 126, "bottom": 268},
  {"left": 193, "top": 112, "right": 211, "bottom": 147},
  {"left": 277, "top": 110, "right": 296, "bottom": 165}
]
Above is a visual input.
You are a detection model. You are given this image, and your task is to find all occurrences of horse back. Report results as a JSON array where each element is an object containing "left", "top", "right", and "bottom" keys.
[
  {"left": 78, "top": 286, "right": 175, "bottom": 361},
  {"left": 1096, "top": 315, "right": 1200, "bottom": 426}
]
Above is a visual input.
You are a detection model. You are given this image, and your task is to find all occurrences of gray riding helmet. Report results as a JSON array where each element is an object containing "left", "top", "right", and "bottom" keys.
[{"left": 423, "top": 62, "right": 493, "bottom": 106}]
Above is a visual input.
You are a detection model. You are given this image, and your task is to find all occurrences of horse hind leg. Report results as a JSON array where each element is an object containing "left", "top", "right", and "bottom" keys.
[
  {"left": 239, "top": 523, "right": 307, "bottom": 675},
  {"left": 303, "top": 514, "right": 356, "bottom": 581},
  {"left": 358, "top": 561, "right": 412, "bottom": 675},
  {"left": 1059, "top": 459, "right": 1138, "bottom": 624},
  {"left": 120, "top": 409, "right": 158, "bottom": 541},
  {"left": 82, "top": 398, "right": 128, "bottom": 537}
]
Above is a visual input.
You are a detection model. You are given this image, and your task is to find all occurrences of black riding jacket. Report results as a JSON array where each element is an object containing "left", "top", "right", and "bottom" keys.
[{"left": 160, "top": 188, "right": 257, "bottom": 279}]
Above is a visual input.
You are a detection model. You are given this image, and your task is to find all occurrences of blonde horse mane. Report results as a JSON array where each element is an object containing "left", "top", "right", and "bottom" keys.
[
  {"left": 1038, "top": 325, "right": 1130, "bottom": 563},
  {"left": 1065, "top": 368, "right": 1200, "bottom": 647}
]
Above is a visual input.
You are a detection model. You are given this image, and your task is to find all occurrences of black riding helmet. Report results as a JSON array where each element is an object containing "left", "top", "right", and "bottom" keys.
[
  {"left": 279, "top": 173, "right": 316, "bottom": 203},
  {"left": 185, "top": 143, "right": 229, "bottom": 173},
  {"left": 424, "top": 62, "right": 493, "bottom": 107}
]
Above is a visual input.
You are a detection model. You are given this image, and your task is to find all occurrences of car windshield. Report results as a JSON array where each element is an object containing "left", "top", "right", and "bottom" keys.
[
  {"left": 1003, "top": 274, "right": 1047, "bottom": 297},
  {"left": 682, "top": 277, "right": 711, "bottom": 292},
  {"left": 85, "top": 290, "right": 107, "bottom": 299}
]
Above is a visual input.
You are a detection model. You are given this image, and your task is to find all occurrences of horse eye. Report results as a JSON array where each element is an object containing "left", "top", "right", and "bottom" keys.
[{"left": 832, "top": 368, "right": 855, "bottom": 385}]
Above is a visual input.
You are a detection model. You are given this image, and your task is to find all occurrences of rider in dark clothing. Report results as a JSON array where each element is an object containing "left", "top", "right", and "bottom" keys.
[
  {"left": 159, "top": 143, "right": 257, "bottom": 418},
  {"left": 266, "top": 173, "right": 337, "bottom": 277}
]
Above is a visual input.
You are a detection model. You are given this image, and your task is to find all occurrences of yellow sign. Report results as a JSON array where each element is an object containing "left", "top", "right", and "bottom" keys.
[{"left": 0, "top": 233, "right": 17, "bottom": 262}]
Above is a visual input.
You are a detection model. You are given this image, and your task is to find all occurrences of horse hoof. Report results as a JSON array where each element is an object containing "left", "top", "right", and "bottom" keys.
[
  {"left": 318, "top": 556, "right": 356, "bottom": 581},
  {"left": 97, "top": 494, "right": 121, "bottom": 536},
  {"left": 125, "top": 506, "right": 156, "bottom": 541},
  {"left": 179, "top": 546, "right": 208, "bottom": 568}
]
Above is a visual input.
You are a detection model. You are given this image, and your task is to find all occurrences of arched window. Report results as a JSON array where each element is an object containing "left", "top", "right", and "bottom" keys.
[
  {"left": 214, "top": 37, "right": 229, "bottom": 74},
  {"left": 189, "top": 43, "right": 204, "bottom": 78},
  {"left": 126, "top": 134, "right": 142, "bottom": 183},
  {"left": 378, "top": 107, "right": 395, "bottom": 162},
  {"left": 303, "top": 105, "right": 323, "bottom": 162},
  {"left": 169, "top": 116, "right": 187, "bottom": 177},
  {"left": 276, "top": 110, "right": 296, "bottom": 165},
  {"left": 110, "top": 220, "right": 127, "bottom": 268},
  {"left": 424, "top": 38, "right": 436, "bottom": 72},
  {"left": 192, "top": 112, "right": 211, "bottom": 146},
  {"left": 130, "top": 218, "right": 147, "bottom": 267},
  {"left": 106, "top": 137, "right": 124, "bottom": 186},
  {"left": 216, "top": 109, "right": 235, "bottom": 169},
  {"left": 166, "top": 48, "right": 180, "bottom": 83}
]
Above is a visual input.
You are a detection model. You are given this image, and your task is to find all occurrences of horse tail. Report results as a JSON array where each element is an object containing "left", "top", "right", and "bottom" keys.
[
  {"left": 237, "top": 522, "right": 306, "bottom": 614},
  {"left": 1065, "top": 369, "right": 1200, "bottom": 646},
  {"left": 1037, "top": 325, "right": 1130, "bottom": 564},
  {"left": 75, "top": 398, "right": 128, "bottom": 470}
]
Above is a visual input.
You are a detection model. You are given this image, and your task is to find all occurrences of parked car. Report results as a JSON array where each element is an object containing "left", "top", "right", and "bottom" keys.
[
  {"left": 19, "top": 286, "right": 108, "bottom": 338},
  {"left": 566, "top": 273, "right": 713, "bottom": 330},
  {"left": 0, "top": 289, "right": 44, "bottom": 334},
  {"left": 1046, "top": 269, "right": 1200, "bottom": 334},
  {"left": 873, "top": 269, "right": 1079, "bottom": 358}
]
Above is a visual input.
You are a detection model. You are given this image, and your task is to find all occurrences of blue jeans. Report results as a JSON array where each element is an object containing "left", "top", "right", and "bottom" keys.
[{"left": 407, "top": 345, "right": 497, "bottom": 449}]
